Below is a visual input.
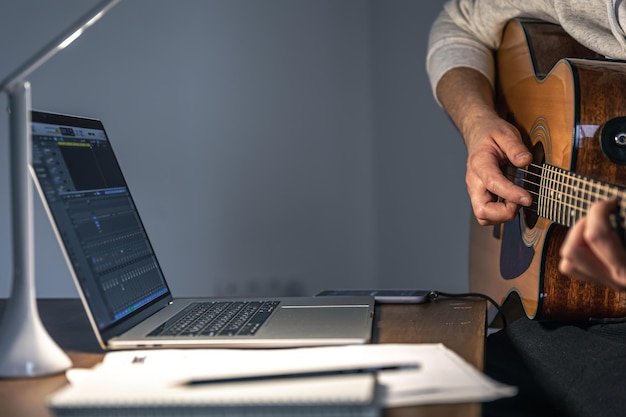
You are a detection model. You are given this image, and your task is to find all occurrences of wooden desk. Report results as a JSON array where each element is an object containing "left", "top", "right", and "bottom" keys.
[{"left": 0, "top": 298, "right": 487, "bottom": 417}]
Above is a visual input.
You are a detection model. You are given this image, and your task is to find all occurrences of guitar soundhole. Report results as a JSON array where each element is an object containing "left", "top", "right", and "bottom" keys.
[{"left": 523, "top": 143, "right": 545, "bottom": 229}]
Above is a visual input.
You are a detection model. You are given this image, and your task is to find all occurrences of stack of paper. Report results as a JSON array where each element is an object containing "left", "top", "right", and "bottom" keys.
[{"left": 47, "top": 343, "right": 516, "bottom": 416}]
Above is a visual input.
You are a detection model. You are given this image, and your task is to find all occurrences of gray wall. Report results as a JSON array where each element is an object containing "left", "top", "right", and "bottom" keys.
[{"left": 0, "top": 0, "right": 468, "bottom": 299}]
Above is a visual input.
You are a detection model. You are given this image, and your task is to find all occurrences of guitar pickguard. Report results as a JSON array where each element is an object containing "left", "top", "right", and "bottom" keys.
[{"left": 499, "top": 213, "right": 534, "bottom": 279}]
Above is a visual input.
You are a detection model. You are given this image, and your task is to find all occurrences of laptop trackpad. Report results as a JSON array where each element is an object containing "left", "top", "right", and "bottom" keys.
[{"left": 265, "top": 306, "right": 371, "bottom": 338}]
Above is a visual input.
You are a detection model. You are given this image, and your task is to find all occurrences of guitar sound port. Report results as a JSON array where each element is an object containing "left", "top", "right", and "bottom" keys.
[{"left": 600, "top": 116, "right": 626, "bottom": 165}]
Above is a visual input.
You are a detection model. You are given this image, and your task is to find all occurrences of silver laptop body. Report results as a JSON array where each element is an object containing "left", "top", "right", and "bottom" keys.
[{"left": 30, "top": 110, "right": 374, "bottom": 350}]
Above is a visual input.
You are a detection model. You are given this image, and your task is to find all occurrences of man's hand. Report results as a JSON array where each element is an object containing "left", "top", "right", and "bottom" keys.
[
  {"left": 436, "top": 67, "right": 532, "bottom": 225},
  {"left": 559, "top": 199, "right": 626, "bottom": 291},
  {"left": 463, "top": 113, "right": 533, "bottom": 225}
]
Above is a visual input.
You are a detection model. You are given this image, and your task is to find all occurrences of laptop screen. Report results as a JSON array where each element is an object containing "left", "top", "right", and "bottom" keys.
[{"left": 30, "top": 111, "right": 172, "bottom": 334}]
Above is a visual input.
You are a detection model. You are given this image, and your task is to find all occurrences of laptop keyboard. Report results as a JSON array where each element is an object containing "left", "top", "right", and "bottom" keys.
[{"left": 148, "top": 300, "right": 280, "bottom": 337}]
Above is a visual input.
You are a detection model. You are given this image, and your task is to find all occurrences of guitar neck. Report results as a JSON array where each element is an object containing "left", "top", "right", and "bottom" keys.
[{"left": 534, "top": 164, "right": 626, "bottom": 228}]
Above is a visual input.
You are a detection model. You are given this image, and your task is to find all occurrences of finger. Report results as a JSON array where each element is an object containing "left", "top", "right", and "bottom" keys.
[
  {"left": 469, "top": 192, "right": 520, "bottom": 225},
  {"left": 491, "top": 122, "right": 533, "bottom": 168},
  {"left": 559, "top": 218, "right": 614, "bottom": 286},
  {"left": 560, "top": 215, "right": 587, "bottom": 260},
  {"left": 463, "top": 119, "right": 532, "bottom": 224},
  {"left": 467, "top": 151, "right": 531, "bottom": 207},
  {"left": 583, "top": 200, "right": 626, "bottom": 288},
  {"left": 559, "top": 255, "right": 613, "bottom": 289},
  {"left": 466, "top": 170, "right": 521, "bottom": 225},
  {"left": 560, "top": 203, "right": 626, "bottom": 291},
  {"left": 487, "top": 123, "right": 533, "bottom": 203}
]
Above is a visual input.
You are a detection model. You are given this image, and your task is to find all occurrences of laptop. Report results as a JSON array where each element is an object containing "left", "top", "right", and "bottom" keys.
[{"left": 30, "top": 110, "right": 375, "bottom": 350}]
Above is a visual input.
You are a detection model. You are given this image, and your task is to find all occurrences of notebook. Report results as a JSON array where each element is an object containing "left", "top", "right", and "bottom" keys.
[
  {"left": 29, "top": 110, "right": 375, "bottom": 350},
  {"left": 49, "top": 371, "right": 379, "bottom": 417}
]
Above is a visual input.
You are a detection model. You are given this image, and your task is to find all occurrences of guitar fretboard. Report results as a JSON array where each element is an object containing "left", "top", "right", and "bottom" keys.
[{"left": 536, "top": 164, "right": 626, "bottom": 228}]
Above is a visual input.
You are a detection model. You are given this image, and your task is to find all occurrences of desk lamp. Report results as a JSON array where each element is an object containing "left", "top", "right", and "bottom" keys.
[{"left": 0, "top": 0, "right": 120, "bottom": 377}]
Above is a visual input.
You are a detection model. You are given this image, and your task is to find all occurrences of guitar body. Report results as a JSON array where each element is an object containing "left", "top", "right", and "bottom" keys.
[{"left": 469, "top": 19, "right": 626, "bottom": 320}]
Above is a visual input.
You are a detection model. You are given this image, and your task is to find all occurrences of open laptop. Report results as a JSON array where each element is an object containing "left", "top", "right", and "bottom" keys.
[{"left": 30, "top": 110, "right": 374, "bottom": 350}]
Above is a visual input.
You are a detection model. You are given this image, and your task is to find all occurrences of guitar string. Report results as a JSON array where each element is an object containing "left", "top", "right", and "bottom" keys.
[
  {"left": 511, "top": 163, "right": 626, "bottom": 202},
  {"left": 507, "top": 169, "right": 616, "bottom": 210},
  {"left": 506, "top": 166, "right": 626, "bottom": 218},
  {"left": 506, "top": 163, "right": 626, "bottom": 209},
  {"left": 503, "top": 164, "right": 626, "bottom": 227}
]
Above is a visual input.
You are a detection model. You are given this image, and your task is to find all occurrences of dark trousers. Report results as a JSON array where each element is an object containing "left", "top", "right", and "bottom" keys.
[{"left": 482, "top": 317, "right": 626, "bottom": 417}]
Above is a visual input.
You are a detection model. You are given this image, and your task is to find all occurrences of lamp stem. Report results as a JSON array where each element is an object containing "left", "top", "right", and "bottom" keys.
[{"left": 0, "top": 81, "right": 71, "bottom": 377}]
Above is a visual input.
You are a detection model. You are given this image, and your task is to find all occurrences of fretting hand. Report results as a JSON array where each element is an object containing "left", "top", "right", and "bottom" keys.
[{"left": 559, "top": 199, "right": 626, "bottom": 291}]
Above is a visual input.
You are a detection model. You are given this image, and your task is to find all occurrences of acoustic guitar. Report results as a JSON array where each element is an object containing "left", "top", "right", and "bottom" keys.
[{"left": 469, "top": 19, "right": 626, "bottom": 321}]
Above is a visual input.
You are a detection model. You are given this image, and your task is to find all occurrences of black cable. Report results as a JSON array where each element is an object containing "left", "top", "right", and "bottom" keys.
[{"left": 427, "top": 290, "right": 507, "bottom": 328}]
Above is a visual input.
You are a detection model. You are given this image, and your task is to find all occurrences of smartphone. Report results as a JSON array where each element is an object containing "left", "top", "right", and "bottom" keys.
[{"left": 315, "top": 289, "right": 431, "bottom": 304}]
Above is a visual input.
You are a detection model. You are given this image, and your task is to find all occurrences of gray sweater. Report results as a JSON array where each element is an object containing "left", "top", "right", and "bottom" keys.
[{"left": 427, "top": 0, "right": 626, "bottom": 101}]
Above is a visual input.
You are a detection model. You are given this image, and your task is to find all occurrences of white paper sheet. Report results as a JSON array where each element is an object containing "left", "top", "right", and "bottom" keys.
[{"left": 62, "top": 343, "right": 516, "bottom": 408}]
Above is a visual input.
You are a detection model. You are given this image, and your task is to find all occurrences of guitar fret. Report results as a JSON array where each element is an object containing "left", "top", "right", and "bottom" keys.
[
  {"left": 598, "top": 182, "right": 606, "bottom": 202},
  {"left": 557, "top": 169, "right": 565, "bottom": 224},
  {"left": 545, "top": 165, "right": 552, "bottom": 220},
  {"left": 537, "top": 165, "right": 548, "bottom": 218},
  {"left": 570, "top": 175, "right": 581, "bottom": 226},
  {"left": 552, "top": 167, "right": 559, "bottom": 224},
  {"left": 568, "top": 171, "right": 587, "bottom": 226},
  {"left": 549, "top": 166, "right": 558, "bottom": 222},
  {"left": 589, "top": 181, "right": 600, "bottom": 216},
  {"left": 579, "top": 178, "right": 587, "bottom": 219},
  {"left": 563, "top": 175, "right": 576, "bottom": 225},
  {"left": 578, "top": 177, "right": 586, "bottom": 220}
]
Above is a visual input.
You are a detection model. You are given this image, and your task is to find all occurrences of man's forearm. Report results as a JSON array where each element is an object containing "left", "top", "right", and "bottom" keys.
[{"left": 435, "top": 67, "right": 498, "bottom": 147}]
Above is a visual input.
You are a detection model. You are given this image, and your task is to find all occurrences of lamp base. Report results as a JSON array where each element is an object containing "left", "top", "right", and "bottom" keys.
[
  {"left": 0, "top": 297, "right": 71, "bottom": 378},
  {"left": 0, "top": 81, "right": 72, "bottom": 378}
]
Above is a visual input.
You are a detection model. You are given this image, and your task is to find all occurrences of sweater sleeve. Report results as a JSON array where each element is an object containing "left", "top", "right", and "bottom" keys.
[{"left": 426, "top": 0, "right": 558, "bottom": 105}]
